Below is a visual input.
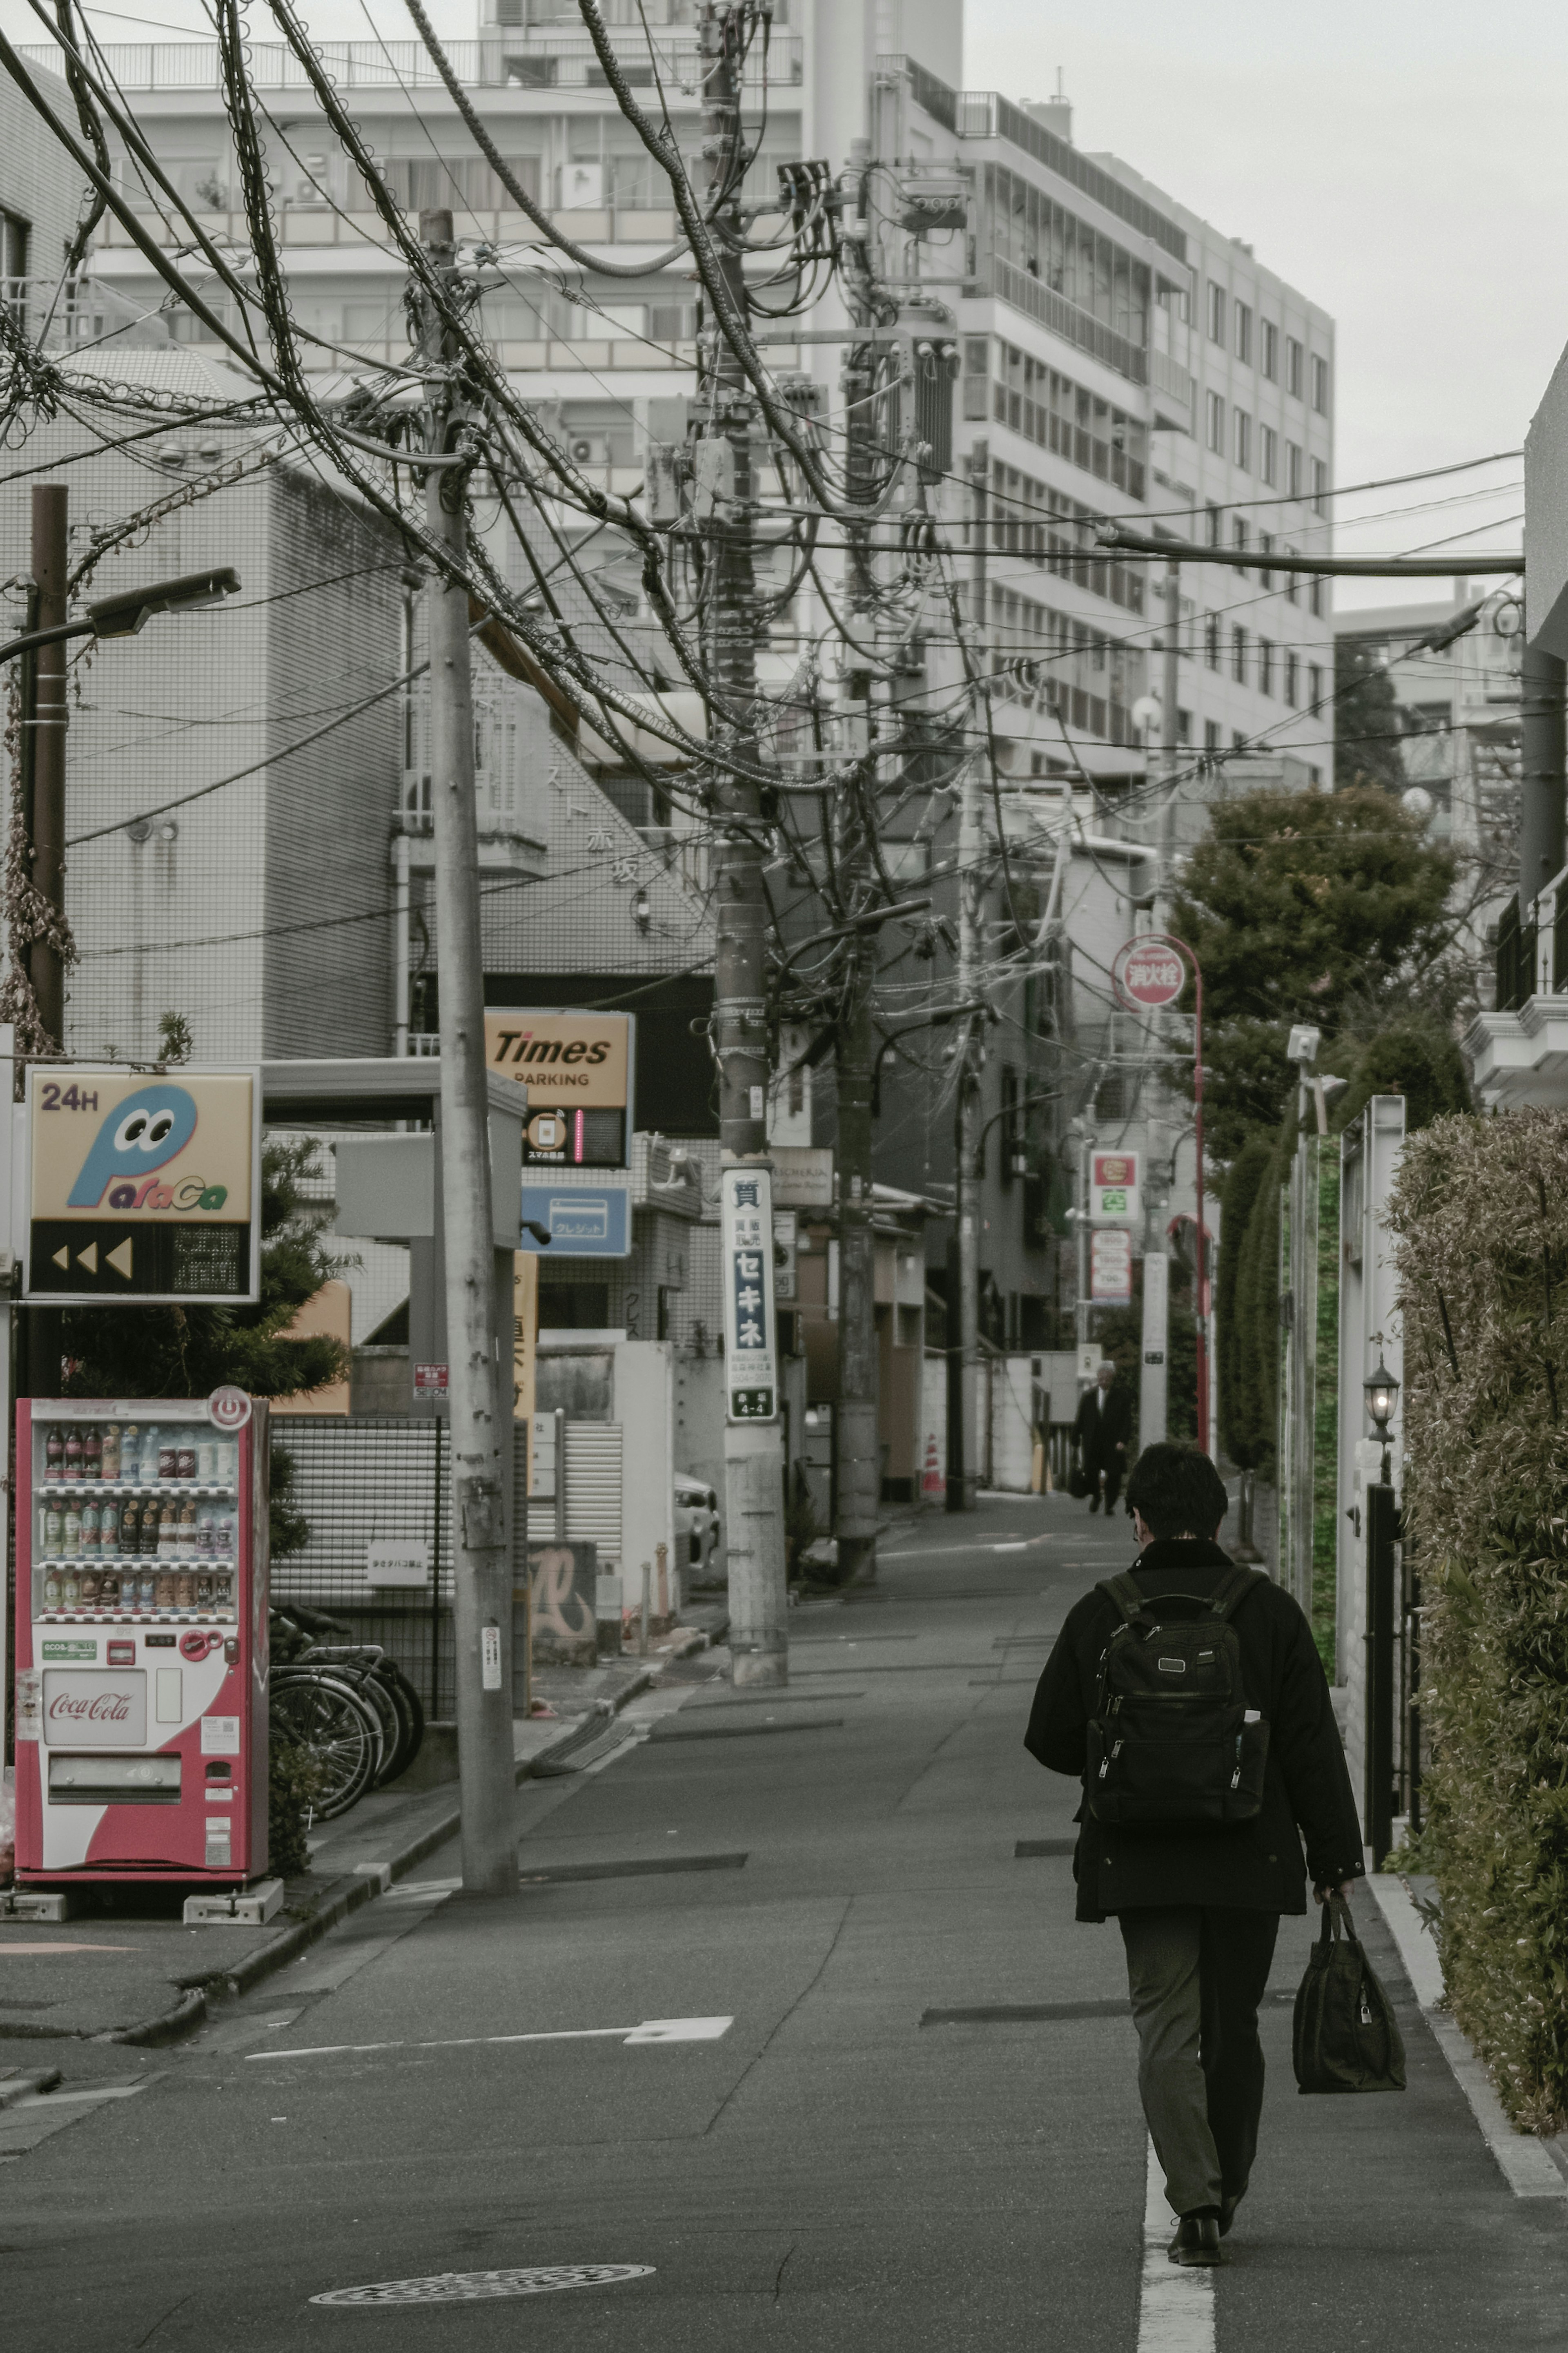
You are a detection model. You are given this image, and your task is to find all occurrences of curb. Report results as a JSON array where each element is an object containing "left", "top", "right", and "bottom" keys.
[
  {"left": 109, "top": 1631, "right": 718, "bottom": 2048},
  {"left": 1366, "top": 1874, "right": 1568, "bottom": 2202}
]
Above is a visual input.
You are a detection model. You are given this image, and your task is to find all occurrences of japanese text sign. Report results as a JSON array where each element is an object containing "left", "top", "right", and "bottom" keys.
[{"left": 721, "top": 1164, "right": 778, "bottom": 1421}]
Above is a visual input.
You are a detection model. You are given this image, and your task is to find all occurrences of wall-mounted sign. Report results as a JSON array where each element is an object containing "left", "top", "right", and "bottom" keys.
[
  {"left": 367, "top": 1540, "right": 430, "bottom": 1590},
  {"left": 770, "top": 1146, "right": 834, "bottom": 1209},
  {"left": 517, "top": 1177, "right": 631, "bottom": 1258},
  {"left": 1091, "top": 1228, "right": 1134, "bottom": 1305},
  {"left": 413, "top": 1362, "right": 449, "bottom": 1399},
  {"left": 721, "top": 1165, "right": 778, "bottom": 1421},
  {"left": 1089, "top": 1150, "right": 1141, "bottom": 1229},
  {"left": 485, "top": 1011, "right": 633, "bottom": 1169},
  {"left": 24, "top": 1068, "right": 260, "bottom": 1303}
]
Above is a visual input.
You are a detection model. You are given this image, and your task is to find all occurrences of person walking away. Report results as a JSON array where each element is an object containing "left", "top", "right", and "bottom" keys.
[
  {"left": 1073, "top": 1361, "right": 1132, "bottom": 1514},
  {"left": 1024, "top": 1443, "right": 1363, "bottom": 2266}
]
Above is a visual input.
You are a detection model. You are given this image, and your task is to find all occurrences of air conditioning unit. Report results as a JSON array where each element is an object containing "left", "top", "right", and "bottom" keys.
[{"left": 570, "top": 434, "right": 610, "bottom": 466}]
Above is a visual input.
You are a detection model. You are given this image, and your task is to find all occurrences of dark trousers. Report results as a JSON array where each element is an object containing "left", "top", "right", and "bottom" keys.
[
  {"left": 1086, "top": 1451, "right": 1124, "bottom": 1510},
  {"left": 1118, "top": 1906, "right": 1280, "bottom": 2217}
]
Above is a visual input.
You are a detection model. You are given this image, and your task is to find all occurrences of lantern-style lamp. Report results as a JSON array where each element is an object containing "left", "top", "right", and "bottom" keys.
[{"left": 1365, "top": 1357, "right": 1399, "bottom": 1483}]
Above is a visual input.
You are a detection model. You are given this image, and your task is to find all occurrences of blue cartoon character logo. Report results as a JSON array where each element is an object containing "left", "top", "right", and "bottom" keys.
[{"left": 68, "top": 1086, "right": 200, "bottom": 1210}]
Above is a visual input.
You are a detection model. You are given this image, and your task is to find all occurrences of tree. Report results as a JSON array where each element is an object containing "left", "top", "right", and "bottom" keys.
[
  {"left": 1333, "top": 1015, "right": 1471, "bottom": 1137},
  {"left": 1216, "top": 1133, "right": 1277, "bottom": 1472},
  {"left": 61, "top": 1139, "right": 347, "bottom": 1403},
  {"left": 1174, "top": 785, "right": 1455, "bottom": 1149},
  {"left": 1333, "top": 639, "right": 1409, "bottom": 793}
]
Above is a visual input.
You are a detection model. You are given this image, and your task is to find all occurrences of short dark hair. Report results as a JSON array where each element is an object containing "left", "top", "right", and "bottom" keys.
[{"left": 1125, "top": 1443, "right": 1229, "bottom": 1539}]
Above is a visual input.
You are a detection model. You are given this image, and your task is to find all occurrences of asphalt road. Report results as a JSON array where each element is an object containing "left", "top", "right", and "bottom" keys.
[{"left": 5, "top": 1494, "right": 1564, "bottom": 2350}]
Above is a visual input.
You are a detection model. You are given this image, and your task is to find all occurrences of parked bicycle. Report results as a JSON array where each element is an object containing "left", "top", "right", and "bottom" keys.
[{"left": 268, "top": 1601, "right": 425, "bottom": 1822}]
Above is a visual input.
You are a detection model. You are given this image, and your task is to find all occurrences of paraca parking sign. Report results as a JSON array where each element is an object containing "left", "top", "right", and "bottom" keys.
[{"left": 24, "top": 1068, "right": 261, "bottom": 1304}]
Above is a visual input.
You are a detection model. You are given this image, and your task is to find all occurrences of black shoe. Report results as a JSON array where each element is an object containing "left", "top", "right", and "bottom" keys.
[
  {"left": 1088, "top": 1497, "right": 1100, "bottom": 1514},
  {"left": 1218, "top": 2192, "right": 1242, "bottom": 2239},
  {"left": 1168, "top": 2214, "right": 1223, "bottom": 2268}
]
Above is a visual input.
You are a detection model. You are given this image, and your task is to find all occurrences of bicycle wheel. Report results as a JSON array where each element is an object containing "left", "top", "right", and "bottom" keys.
[
  {"left": 372, "top": 1662, "right": 423, "bottom": 1783},
  {"left": 270, "top": 1671, "right": 379, "bottom": 1820},
  {"left": 355, "top": 1668, "right": 405, "bottom": 1788}
]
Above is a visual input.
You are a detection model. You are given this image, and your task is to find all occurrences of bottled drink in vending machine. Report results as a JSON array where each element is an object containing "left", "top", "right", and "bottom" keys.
[
  {"left": 101, "top": 1424, "right": 121, "bottom": 1482},
  {"left": 61, "top": 1567, "right": 80, "bottom": 1606},
  {"left": 81, "top": 1503, "right": 101, "bottom": 1560},
  {"left": 61, "top": 1506, "right": 81, "bottom": 1559},
  {"left": 83, "top": 1427, "right": 102, "bottom": 1481},
  {"left": 42, "top": 1565, "right": 60, "bottom": 1608},
  {"left": 44, "top": 1425, "right": 63, "bottom": 1481},
  {"left": 139, "top": 1426, "right": 161, "bottom": 1485},
  {"left": 64, "top": 1427, "right": 82, "bottom": 1481},
  {"left": 120, "top": 1424, "right": 139, "bottom": 1482},
  {"left": 42, "top": 1503, "right": 62, "bottom": 1555},
  {"left": 140, "top": 1503, "right": 162, "bottom": 1558},
  {"left": 98, "top": 1498, "right": 120, "bottom": 1556}
]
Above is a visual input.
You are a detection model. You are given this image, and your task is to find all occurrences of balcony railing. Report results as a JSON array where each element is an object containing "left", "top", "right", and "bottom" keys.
[
  {"left": 985, "top": 258, "right": 1148, "bottom": 388},
  {"left": 18, "top": 32, "right": 801, "bottom": 91}
]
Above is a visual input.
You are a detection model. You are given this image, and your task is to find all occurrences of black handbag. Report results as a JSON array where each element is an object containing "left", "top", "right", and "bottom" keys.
[{"left": 1292, "top": 1896, "right": 1407, "bottom": 2095}]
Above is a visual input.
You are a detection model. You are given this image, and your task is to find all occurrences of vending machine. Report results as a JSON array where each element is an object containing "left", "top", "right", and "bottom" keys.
[{"left": 12, "top": 1393, "right": 269, "bottom": 1889}]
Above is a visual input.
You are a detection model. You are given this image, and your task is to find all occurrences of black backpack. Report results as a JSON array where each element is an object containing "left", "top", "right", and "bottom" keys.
[{"left": 1085, "top": 1565, "right": 1270, "bottom": 1831}]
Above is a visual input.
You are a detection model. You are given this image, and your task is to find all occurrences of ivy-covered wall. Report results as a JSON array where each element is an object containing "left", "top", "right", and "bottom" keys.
[{"left": 1390, "top": 1108, "right": 1568, "bottom": 2133}]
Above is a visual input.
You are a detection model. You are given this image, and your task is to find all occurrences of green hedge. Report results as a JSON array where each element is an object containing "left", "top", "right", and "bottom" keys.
[{"left": 1390, "top": 1107, "right": 1568, "bottom": 2133}]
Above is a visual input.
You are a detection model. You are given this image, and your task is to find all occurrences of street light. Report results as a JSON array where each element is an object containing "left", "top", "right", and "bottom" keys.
[
  {"left": 1365, "top": 1356, "right": 1400, "bottom": 1484},
  {"left": 0, "top": 567, "right": 241, "bottom": 663}
]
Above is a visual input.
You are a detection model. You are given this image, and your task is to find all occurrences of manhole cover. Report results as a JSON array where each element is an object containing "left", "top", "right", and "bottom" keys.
[{"left": 311, "top": 2266, "right": 654, "bottom": 2307}]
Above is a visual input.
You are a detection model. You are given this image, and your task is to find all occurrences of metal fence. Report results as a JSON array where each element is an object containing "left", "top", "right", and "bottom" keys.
[{"left": 270, "top": 1416, "right": 529, "bottom": 1721}]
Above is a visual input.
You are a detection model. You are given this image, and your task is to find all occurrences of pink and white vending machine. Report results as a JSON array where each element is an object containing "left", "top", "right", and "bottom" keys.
[{"left": 12, "top": 1392, "right": 269, "bottom": 1888}]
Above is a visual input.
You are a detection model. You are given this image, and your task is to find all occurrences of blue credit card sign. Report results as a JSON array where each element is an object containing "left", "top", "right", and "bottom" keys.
[{"left": 518, "top": 1182, "right": 631, "bottom": 1257}]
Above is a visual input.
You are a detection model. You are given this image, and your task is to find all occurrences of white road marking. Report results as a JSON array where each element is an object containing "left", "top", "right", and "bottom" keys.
[
  {"left": 1137, "top": 2136, "right": 1214, "bottom": 2353},
  {"left": 247, "top": 2015, "right": 733, "bottom": 2062}
]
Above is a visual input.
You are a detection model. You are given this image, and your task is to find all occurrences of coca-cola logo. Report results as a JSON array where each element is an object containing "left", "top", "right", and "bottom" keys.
[{"left": 47, "top": 1686, "right": 134, "bottom": 1723}]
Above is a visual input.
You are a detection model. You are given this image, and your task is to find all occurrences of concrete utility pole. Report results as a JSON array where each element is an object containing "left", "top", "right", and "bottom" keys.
[
  {"left": 1139, "top": 557, "right": 1181, "bottom": 1451},
  {"left": 949, "top": 441, "right": 989, "bottom": 1510},
  {"left": 27, "top": 484, "right": 68, "bottom": 1050},
  {"left": 417, "top": 208, "right": 516, "bottom": 1890},
  {"left": 699, "top": 4, "right": 788, "bottom": 1682},
  {"left": 830, "top": 229, "right": 883, "bottom": 1585}
]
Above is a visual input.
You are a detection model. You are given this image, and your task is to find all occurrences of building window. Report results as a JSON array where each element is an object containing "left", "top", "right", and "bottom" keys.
[
  {"left": 1311, "top": 353, "right": 1330, "bottom": 413},
  {"left": 1208, "top": 282, "right": 1226, "bottom": 345},
  {"left": 1258, "top": 638, "right": 1275, "bottom": 696},
  {"left": 1260, "top": 319, "right": 1278, "bottom": 381},
  {"left": 1234, "top": 301, "right": 1252, "bottom": 365},
  {"left": 1310, "top": 575, "right": 1325, "bottom": 617},
  {"left": 1204, "top": 718, "right": 1221, "bottom": 753},
  {"left": 1178, "top": 707, "right": 1192, "bottom": 745},
  {"left": 1231, "top": 516, "right": 1249, "bottom": 576},
  {"left": 1259, "top": 423, "right": 1277, "bottom": 486},
  {"left": 1205, "top": 502, "right": 1223, "bottom": 546},
  {"left": 1308, "top": 662, "right": 1323, "bottom": 707},
  {"left": 1311, "top": 456, "right": 1328, "bottom": 515},
  {"left": 1285, "top": 553, "right": 1300, "bottom": 604},
  {"left": 1, "top": 210, "right": 28, "bottom": 327},
  {"left": 1232, "top": 729, "right": 1248, "bottom": 751},
  {"left": 1286, "top": 441, "right": 1303, "bottom": 500},
  {"left": 1206, "top": 389, "right": 1225, "bottom": 454},
  {"left": 1233, "top": 408, "right": 1251, "bottom": 471},
  {"left": 1285, "top": 649, "right": 1299, "bottom": 707},
  {"left": 1204, "top": 612, "right": 1221, "bottom": 669},
  {"left": 1257, "top": 530, "right": 1274, "bottom": 587},
  {"left": 1232, "top": 626, "right": 1248, "bottom": 685},
  {"left": 1286, "top": 335, "right": 1303, "bottom": 397}
]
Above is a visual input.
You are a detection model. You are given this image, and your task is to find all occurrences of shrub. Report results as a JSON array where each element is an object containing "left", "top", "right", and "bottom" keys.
[
  {"left": 268, "top": 1734, "right": 330, "bottom": 1882},
  {"left": 1389, "top": 1107, "right": 1568, "bottom": 2132}
]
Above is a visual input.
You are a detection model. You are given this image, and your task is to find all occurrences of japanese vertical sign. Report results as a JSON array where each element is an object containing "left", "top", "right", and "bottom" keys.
[{"left": 721, "top": 1164, "right": 778, "bottom": 1421}]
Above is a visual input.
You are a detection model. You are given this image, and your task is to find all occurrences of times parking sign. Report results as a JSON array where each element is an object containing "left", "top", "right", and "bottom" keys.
[{"left": 720, "top": 1164, "right": 778, "bottom": 1421}]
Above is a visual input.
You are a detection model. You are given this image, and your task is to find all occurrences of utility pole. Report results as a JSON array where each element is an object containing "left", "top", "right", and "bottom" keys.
[
  {"left": 830, "top": 183, "right": 883, "bottom": 1586},
  {"left": 1139, "top": 556, "right": 1181, "bottom": 1450},
  {"left": 949, "top": 440, "right": 988, "bottom": 1510},
  {"left": 417, "top": 208, "right": 516, "bottom": 1890},
  {"left": 699, "top": 3, "right": 788, "bottom": 1682},
  {"left": 28, "top": 484, "right": 68, "bottom": 1050}
]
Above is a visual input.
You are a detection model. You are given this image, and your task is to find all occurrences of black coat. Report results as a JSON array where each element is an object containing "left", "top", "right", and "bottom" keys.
[
  {"left": 1025, "top": 1538, "right": 1364, "bottom": 1922},
  {"left": 1074, "top": 1383, "right": 1133, "bottom": 1468}
]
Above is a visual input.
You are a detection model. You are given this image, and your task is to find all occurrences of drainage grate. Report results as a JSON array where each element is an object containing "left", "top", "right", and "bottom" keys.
[
  {"left": 1015, "top": 1839, "right": 1077, "bottom": 1857},
  {"left": 650, "top": 1718, "right": 845, "bottom": 1742},
  {"left": 518, "top": 1853, "right": 747, "bottom": 1885}
]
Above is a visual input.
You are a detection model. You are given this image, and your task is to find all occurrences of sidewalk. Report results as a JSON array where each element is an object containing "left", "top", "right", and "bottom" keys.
[{"left": 0, "top": 1610, "right": 724, "bottom": 2065}]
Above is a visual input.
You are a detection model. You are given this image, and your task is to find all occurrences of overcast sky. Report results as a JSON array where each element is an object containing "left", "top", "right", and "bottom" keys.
[{"left": 2, "top": 0, "right": 1552, "bottom": 611}]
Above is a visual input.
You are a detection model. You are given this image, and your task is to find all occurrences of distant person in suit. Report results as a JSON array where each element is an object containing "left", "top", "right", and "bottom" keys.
[{"left": 1074, "top": 1361, "right": 1134, "bottom": 1513}]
